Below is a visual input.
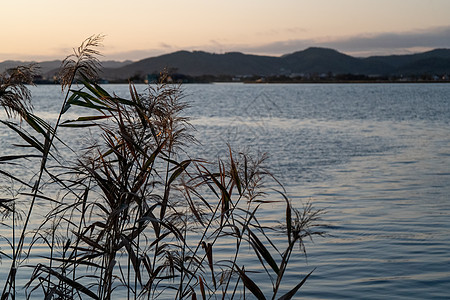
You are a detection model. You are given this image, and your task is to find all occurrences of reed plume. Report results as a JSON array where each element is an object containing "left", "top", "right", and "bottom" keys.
[
  {"left": 0, "top": 64, "right": 37, "bottom": 119},
  {"left": 0, "top": 36, "right": 325, "bottom": 300},
  {"left": 59, "top": 34, "right": 104, "bottom": 90}
]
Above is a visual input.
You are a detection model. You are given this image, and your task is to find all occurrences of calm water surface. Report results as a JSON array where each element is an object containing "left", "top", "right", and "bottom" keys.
[
  {"left": 1, "top": 83, "right": 449, "bottom": 299},
  {"left": 183, "top": 83, "right": 450, "bottom": 299}
]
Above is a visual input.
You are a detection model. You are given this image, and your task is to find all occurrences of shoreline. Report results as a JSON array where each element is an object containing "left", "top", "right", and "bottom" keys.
[{"left": 33, "top": 79, "right": 450, "bottom": 85}]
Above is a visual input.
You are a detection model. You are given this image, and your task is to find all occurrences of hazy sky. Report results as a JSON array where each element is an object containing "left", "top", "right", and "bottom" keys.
[{"left": 1, "top": 0, "right": 450, "bottom": 61}]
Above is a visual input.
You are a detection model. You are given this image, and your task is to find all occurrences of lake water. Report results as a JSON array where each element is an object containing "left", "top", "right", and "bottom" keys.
[{"left": 1, "top": 83, "right": 449, "bottom": 299}]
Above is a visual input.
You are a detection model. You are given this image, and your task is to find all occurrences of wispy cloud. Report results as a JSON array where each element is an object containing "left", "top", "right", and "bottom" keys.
[
  {"left": 236, "top": 26, "right": 450, "bottom": 57},
  {"left": 255, "top": 27, "right": 308, "bottom": 38},
  {"left": 325, "top": 26, "right": 450, "bottom": 56},
  {"left": 3, "top": 26, "right": 449, "bottom": 62},
  {"left": 107, "top": 27, "right": 450, "bottom": 61},
  {"left": 103, "top": 49, "right": 172, "bottom": 61},
  {"left": 159, "top": 43, "right": 174, "bottom": 49},
  {"left": 0, "top": 52, "right": 64, "bottom": 62}
]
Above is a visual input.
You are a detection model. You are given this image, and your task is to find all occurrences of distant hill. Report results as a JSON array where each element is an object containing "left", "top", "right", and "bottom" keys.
[
  {"left": 279, "top": 47, "right": 389, "bottom": 75},
  {"left": 101, "top": 51, "right": 281, "bottom": 79},
  {"left": 101, "top": 47, "right": 450, "bottom": 80},
  {"left": 363, "top": 49, "right": 450, "bottom": 75},
  {"left": 0, "top": 60, "right": 61, "bottom": 75},
  {"left": 2, "top": 48, "right": 450, "bottom": 81}
]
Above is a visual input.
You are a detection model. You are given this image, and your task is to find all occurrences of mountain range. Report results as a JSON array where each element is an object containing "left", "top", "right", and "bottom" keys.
[{"left": 1, "top": 47, "right": 450, "bottom": 81}]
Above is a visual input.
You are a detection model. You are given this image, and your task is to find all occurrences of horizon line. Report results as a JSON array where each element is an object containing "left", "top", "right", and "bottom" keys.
[{"left": 1, "top": 46, "right": 449, "bottom": 64}]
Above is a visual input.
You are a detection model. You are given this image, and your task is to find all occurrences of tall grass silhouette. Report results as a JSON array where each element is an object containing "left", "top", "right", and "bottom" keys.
[{"left": 0, "top": 35, "right": 324, "bottom": 299}]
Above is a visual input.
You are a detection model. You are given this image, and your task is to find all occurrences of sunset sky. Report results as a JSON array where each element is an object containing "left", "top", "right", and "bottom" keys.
[{"left": 1, "top": 0, "right": 450, "bottom": 61}]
